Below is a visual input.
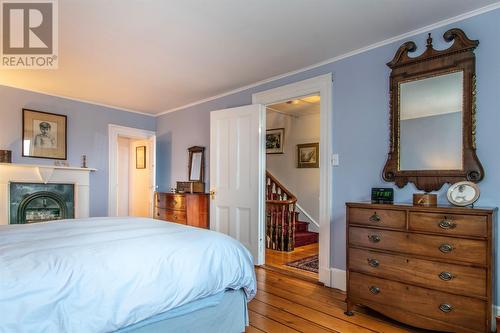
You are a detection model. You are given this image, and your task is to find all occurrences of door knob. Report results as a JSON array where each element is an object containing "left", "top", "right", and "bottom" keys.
[{"left": 210, "top": 189, "right": 216, "bottom": 200}]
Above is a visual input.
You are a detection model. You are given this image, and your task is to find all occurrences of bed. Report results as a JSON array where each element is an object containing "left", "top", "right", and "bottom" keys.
[{"left": 0, "top": 217, "right": 256, "bottom": 333}]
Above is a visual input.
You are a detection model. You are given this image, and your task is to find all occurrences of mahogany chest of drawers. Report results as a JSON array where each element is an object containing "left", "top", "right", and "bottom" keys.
[
  {"left": 154, "top": 192, "right": 209, "bottom": 229},
  {"left": 346, "top": 202, "right": 495, "bottom": 333}
]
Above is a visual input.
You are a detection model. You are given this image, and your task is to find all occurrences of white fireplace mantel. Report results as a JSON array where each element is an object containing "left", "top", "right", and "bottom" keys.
[{"left": 0, "top": 163, "right": 96, "bottom": 225}]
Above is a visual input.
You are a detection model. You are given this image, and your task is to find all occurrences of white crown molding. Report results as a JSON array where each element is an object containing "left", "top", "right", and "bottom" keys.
[
  {"left": 156, "top": 1, "right": 500, "bottom": 117},
  {"left": 0, "top": 84, "right": 156, "bottom": 117}
]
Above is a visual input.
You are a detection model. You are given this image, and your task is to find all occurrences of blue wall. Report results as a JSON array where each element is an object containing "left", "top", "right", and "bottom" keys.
[
  {"left": 156, "top": 8, "right": 500, "bottom": 285},
  {"left": 0, "top": 86, "right": 156, "bottom": 216}
]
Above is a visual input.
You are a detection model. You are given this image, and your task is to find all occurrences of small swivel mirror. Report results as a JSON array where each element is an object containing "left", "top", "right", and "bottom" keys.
[{"left": 188, "top": 146, "right": 205, "bottom": 182}]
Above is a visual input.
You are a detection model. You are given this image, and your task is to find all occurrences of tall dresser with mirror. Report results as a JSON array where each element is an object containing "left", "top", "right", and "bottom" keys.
[{"left": 345, "top": 28, "right": 495, "bottom": 332}]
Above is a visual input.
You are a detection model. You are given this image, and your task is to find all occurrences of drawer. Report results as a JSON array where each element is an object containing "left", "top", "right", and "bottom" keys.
[
  {"left": 155, "top": 208, "right": 187, "bottom": 224},
  {"left": 349, "top": 248, "right": 487, "bottom": 297},
  {"left": 349, "top": 227, "right": 487, "bottom": 265},
  {"left": 409, "top": 212, "right": 487, "bottom": 238},
  {"left": 349, "top": 272, "right": 486, "bottom": 332},
  {"left": 349, "top": 207, "right": 406, "bottom": 229},
  {"left": 156, "top": 193, "right": 186, "bottom": 211}
]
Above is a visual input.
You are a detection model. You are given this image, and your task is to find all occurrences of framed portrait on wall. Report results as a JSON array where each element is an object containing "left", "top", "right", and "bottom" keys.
[
  {"left": 266, "top": 128, "right": 285, "bottom": 154},
  {"left": 297, "top": 143, "right": 319, "bottom": 168},
  {"left": 136, "top": 145, "right": 146, "bottom": 169},
  {"left": 22, "top": 109, "right": 67, "bottom": 160}
]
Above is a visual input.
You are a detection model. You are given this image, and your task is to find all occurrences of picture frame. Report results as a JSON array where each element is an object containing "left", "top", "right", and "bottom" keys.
[
  {"left": 297, "top": 143, "right": 319, "bottom": 168},
  {"left": 266, "top": 128, "right": 285, "bottom": 154},
  {"left": 22, "top": 109, "right": 67, "bottom": 160},
  {"left": 136, "top": 146, "right": 146, "bottom": 169}
]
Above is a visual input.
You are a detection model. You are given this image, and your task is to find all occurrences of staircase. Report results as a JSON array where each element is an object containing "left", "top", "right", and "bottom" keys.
[
  {"left": 294, "top": 212, "right": 319, "bottom": 247},
  {"left": 266, "top": 171, "right": 319, "bottom": 251}
]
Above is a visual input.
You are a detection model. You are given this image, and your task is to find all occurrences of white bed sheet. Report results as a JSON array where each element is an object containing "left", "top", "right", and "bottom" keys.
[{"left": 0, "top": 217, "right": 256, "bottom": 333}]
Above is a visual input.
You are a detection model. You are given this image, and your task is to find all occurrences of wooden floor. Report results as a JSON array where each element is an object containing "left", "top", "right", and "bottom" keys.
[
  {"left": 265, "top": 243, "right": 318, "bottom": 281},
  {"left": 246, "top": 267, "right": 435, "bottom": 333}
]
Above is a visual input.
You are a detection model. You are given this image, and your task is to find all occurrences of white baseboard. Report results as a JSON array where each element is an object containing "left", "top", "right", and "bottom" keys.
[
  {"left": 492, "top": 305, "right": 499, "bottom": 332},
  {"left": 329, "top": 268, "right": 346, "bottom": 291}
]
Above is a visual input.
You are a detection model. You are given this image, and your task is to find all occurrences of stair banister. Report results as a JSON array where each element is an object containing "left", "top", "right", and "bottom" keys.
[{"left": 265, "top": 171, "right": 297, "bottom": 252}]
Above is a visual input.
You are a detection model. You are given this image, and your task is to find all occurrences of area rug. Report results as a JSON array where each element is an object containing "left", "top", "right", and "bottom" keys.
[{"left": 285, "top": 255, "right": 319, "bottom": 273}]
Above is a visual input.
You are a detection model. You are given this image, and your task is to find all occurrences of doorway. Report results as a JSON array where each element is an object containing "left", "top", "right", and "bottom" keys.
[
  {"left": 264, "top": 96, "right": 321, "bottom": 281},
  {"left": 253, "top": 73, "right": 333, "bottom": 287},
  {"left": 108, "top": 125, "right": 156, "bottom": 217}
]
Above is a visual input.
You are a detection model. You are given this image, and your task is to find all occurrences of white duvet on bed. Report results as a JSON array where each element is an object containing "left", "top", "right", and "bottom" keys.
[{"left": 0, "top": 217, "right": 256, "bottom": 333}]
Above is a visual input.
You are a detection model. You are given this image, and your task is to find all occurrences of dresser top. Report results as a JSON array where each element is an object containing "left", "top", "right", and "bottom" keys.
[{"left": 346, "top": 202, "right": 497, "bottom": 215}]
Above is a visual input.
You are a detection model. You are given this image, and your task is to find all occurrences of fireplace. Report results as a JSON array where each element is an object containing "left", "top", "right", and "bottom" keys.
[{"left": 9, "top": 183, "right": 75, "bottom": 224}]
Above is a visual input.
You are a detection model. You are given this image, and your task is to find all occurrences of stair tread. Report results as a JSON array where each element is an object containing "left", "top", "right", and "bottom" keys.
[{"left": 295, "top": 231, "right": 319, "bottom": 236}]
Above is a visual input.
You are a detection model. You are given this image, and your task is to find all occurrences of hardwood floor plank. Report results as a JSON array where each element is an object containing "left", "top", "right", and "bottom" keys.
[
  {"left": 249, "top": 299, "right": 338, "bottom": 333},
  {"left": 265, "top": 243, "right": 319, "bottom": 280},
  {"left": 248, "top": 266, "right": 429, "bottom": 333},
  {"left": 246, "top": 325, "right": 266, "bottom": 333},
  {"left": 256, "top": 281, "right": 411, "bottom": 333},
  {"left": 255, "top": 290, "right": 376, "bottom": 333},
  {"left": 249, "top": 310, "right": 302, "bottom": 333},
  {"left": 256, "top": 268, "right": 345, "bottom": 302}
]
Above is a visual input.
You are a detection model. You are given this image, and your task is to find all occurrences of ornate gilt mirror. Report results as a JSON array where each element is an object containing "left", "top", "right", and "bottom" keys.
[
  {"left": 188, "top": 146, "right": 205, "bottom": 182},
  {"left": 383, "top": 28, "right": 484, "bottom": 192}
]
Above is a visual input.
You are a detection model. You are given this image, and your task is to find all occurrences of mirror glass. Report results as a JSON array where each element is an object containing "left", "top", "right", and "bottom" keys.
[
  {"left": 399, "top": 71, "right": 463, "bottom": 171},
  {"left": 189, "top": 152, "right": 203, "bottom": 181}
]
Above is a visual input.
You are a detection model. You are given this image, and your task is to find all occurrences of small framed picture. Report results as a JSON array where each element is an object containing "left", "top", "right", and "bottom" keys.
[
  {"left": 266, "top": 128, "right": 285, "bottom": 154},
  {"left": 297, "top": 143, "right": 319, "bottom": 168},
  {"left": 22, "top": 109, "right": 67, "bottom": 160},
  {"left": 136, "top": 146, "right": 146, "bottom": 169}
]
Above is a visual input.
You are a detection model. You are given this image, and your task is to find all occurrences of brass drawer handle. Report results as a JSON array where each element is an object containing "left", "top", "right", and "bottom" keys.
[
  {"left": 438, "top": 219, "right": 456, "bottom": 229},
  {"left": 368, "top": 235, "right": 381, "bottom": 243},
  {"left": 367, "top": 258, "right": 379, "bottom": 268},
  {"left": 439, "top": 244, "right": 454, "bottom": 253},
  {"left": 439, "top": 303, "right": 453, "bottom": 313},
  {"left": 369, "top": 213, "right": 381, "bottom": 222},
  {"left": 171, "top": 200, "right": 178, "bottom": 206},
  {"left": 438, "top": 272, "right": 454, "bottom": 281},
  {"left": 369, "top": 286, "right": 380, "bottom": 295}
]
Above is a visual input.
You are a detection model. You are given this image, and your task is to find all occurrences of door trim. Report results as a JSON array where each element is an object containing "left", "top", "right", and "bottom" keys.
[
  {"left": 108, "top": 124, "right": 157, "bottom": 217},
  {"left": 252, "top": 73, "right": 333, "bottom": 287}
]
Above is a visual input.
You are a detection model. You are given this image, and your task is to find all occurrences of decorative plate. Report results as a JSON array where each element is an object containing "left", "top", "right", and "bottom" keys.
[{"left": 446, "top": 181, "right": 480, "bottom": 207}]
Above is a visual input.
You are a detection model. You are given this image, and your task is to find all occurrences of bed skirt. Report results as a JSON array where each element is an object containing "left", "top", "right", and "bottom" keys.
[{"left": 116, "top": 289, "right": 248, "bottom": 333}]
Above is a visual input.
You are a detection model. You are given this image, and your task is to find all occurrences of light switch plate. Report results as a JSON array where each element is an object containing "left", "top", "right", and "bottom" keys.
[{"left": 331, "top": 154, "right": 339, "bottom": 166}]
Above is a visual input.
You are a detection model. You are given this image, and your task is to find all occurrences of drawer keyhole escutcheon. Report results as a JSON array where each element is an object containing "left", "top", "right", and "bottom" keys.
[
  {"left": 438, "top": 272, "right": 454, "bottom": 281},
  {"left": 439, "top": 218, "right": 457, "bottom": 230},
  {"left": 369, "top": 286, "right": 380, "bottom": 295},
  {"left": 367, "top": 258, "right": 379, "bottom": 268},
  {"left": 369, "top": 213, "right": 381, "bottom": 222},
  {"left": 368, "top": 235, "right": 381, "bottom": 243},
  {"left": 439, "top": 303, "right": 453, "bottom": 313},
  {"left": 439, "top": 244, "right": 454, "bottom": 253}
]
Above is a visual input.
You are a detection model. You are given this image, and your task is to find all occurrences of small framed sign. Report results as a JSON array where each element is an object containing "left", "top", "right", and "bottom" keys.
[{"left": 136, "top": 146, "right": 146, "bottom": 169}]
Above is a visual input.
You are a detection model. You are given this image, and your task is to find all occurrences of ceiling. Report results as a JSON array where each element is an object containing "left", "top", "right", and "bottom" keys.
[
  {"left": 1, "top": 0, "right": 498, "bottom": 115},
  {"left": 268, "top": 95, "right": 320, "bottom": 117}
]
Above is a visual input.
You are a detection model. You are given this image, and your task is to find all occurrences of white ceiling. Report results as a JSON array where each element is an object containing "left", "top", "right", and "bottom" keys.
[
  {"left": 1, "top": 0, "right": 499, "bottom": 115},
  {"left": 268, "top": 95, "right": 320, "bottom": 117}
]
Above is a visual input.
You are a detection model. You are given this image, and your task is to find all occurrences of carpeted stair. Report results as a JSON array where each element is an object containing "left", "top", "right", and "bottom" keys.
[{"left": 295, "top": 217, "right": 319, "bottom": 247}]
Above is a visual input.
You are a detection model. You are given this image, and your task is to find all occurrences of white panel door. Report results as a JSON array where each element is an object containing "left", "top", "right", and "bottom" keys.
[{"left": 210, "top": 104, "right": 265, "bottom": 265}]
